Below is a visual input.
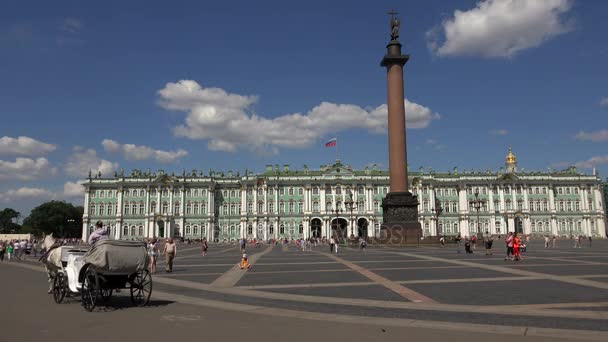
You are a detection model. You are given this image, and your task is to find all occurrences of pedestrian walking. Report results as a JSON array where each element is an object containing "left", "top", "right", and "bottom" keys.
[
  {"left": 201, "top": 237, "right": 208, "bottom": 256},
  {"left": 329, "top": 237, "right": 335, "bottom": 253},
  {"left": 334, "top": 236, "right": 339, "bottom": 254},
  {"left": 504, "top": 232, "right": 514, "bottom": 261},
  {"left": 163, "top": 238, "right": 177, "bottom": 273},
  {"left": 7, "top": 242, "right": 14, "bottom": 261},
  {"left": 359, "top": 237, "right": 367, "bottom": 252},
  {"left": 471, "top": 235, "right": 477, "bottom": 250},
  {"left": 484, "top": 235, "right": 493, "bottom": 255},
  {"left": 455, "top": 233, "right": 462, "bottom": 254},
  {"left": 440, "top": 235, "right": 445, "bottom": 247},
  {"left": 552, "top": 235, "right": 557, "bottom": 248},
  {"left": 0, "top": 242, "right": 5, "bottom": 261},
  {"left": 589, "top": 236, "right": 592, "bottom": 248},
  {"left": 544, "top": 236, "right": 550, "bottom": 248},
  {"left": 240, "top": 238, "right": 246, "bottom": 253},
  {"left": 513, "top": 232, "right": 522, "bottom": 261},
  {"left": 149, "top": 238, "right": 158, "bottom": 274},
  {"left": 13, "top": 241, "right": 19, "bottom": 261}
]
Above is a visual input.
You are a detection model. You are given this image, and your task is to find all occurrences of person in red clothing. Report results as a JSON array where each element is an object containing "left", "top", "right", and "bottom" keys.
[{"left": 513, "top": 232, "right": 522, "bottom": 261}]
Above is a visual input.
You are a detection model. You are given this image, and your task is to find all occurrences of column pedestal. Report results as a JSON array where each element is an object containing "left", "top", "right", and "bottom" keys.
[{"left": 380, "top": 191, "right": 422, "bottom": 244}]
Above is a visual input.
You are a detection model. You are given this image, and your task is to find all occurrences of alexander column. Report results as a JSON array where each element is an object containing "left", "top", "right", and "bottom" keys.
[{"left": 380, "top": 11, "right": 422, "bottom": 243}]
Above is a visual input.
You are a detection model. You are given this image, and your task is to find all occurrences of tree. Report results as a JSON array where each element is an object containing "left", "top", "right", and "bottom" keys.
[
  {"left": 22, "top": 201, "right": 83, "bottom": 237},
  {"left": 0, "top": 208, "right": 21, "bottom": 233}
]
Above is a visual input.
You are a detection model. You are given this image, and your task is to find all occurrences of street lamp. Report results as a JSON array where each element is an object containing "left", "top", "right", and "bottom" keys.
[
  {"left": 431, "top": 200, "right": 443, "bottom": 236},
  {"left": 345, "top": 194, "right": 354, "bottom": 239},
  {"left": 332, "top": 205, "right": 343, "bottom": 241},
  {"left": 469, "top": 190, "right": 486, "bottom": 238}
]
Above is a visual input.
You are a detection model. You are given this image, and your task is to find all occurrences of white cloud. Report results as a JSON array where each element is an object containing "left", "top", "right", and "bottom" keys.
[
  {"left": 64, "top": 147, "right": 118, "bottom": 177},
  {"left": 62, "top": 18, "right": 82, "bottom": 33},
  {"left": 0, "top": 157, "right": 57, "bottom": 181},
  {"left": 600, "top": 97, "right": 608, "bottom": 107},
  {"left": 63, "top": 181, "right": 84, "bottom": 198},
  {"left": 102, "top": 139, "right": 188, "bottom": 163},
  {"left": 158, "top": 80, "right": 440, "bottom": 152},
  {"left": 574, "top": 155, "right": 608, "bottom": 169},
  {"left": 0, "top": 136, "right": 56, "bottom": 156},
  {"left": 489, "top": 129, "right": 509, "bottom": 135},
  {"left": 0, "top": 187, "right": 55, "bottom": 203},
  {"left": 425, "top": 139, "right": 445, "bottom": 150},
  {"left": 427, "top": 0, "right": 574, "bottom": 58},
  {"left": 575, "top": 129, "right": 608, "bottom": 142}
]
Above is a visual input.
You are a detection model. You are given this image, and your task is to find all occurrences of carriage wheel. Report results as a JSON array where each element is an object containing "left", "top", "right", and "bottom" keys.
[
  {"left": 81, "top": 268, "right": 99, "bottom": 312},
  {"left": 130, "top": 269, "right": 152, "bottom": 307},
  {"left": 52, "top": 273, "right": 67, "bottom": 304}
]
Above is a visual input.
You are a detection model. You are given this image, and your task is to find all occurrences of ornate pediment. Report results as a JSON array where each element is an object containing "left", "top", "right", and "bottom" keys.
[{"left": 152, "top": 174, "right": 179, "bottom": 184}]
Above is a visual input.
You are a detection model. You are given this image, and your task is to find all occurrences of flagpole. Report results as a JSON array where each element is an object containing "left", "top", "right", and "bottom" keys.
[{"left": 336, "top": 136, "right": 339, "bottom": 161}]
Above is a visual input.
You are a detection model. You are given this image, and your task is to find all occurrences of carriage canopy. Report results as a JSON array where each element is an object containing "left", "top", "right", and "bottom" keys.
[{"left": 84, "top": 240, "right": 149, "bottom": 274}]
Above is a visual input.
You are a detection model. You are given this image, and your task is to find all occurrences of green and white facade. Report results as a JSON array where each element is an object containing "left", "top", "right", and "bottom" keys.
[{"left": 81, "top": 149, "right": 607, "bottom": 241}]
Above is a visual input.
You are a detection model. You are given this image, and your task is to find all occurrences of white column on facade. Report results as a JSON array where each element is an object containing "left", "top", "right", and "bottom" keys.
[
  {"left": 581, "top": 188, "right": 588, "bottom": 212},
  {"left": 551, "top": 217, "right": 557, "bottom": 235},
  {"left": 156, "top": 187, "right": 161, "bottom": 214},
  {"left": 253, "top": 186, "right": 257, "bottom": 215},
  {"left": 116, "top": 188, "right": 124, "bottom": 240},
  {"left": 508, "top": 217, "right": 515, "bottom": 234},
  {"left": 82, "top": 190, "right": 91, "bottom": 241},
  {"left": 169, "top": 187, "right": 173, "bottom": 216},
  {"left": 320, "top": 185, "right": 326, "bottom": 214},
  {"left": 499, "top": 188, "right": 505, "bottom": 213},
  {"left": 523, "top": 187, "right": 529, "bottom": 211},
  {"left": 549, "top": 186, "right": 556, "bottom": 212},
  {"left": 459, "top": 187, "right": 467, "bottom": 213},
  {"left": 594, "top": 188, "right": 604, "bottom": 214},
  {"left": 597, "top": 217, "right": 607, "bottom": 238}
]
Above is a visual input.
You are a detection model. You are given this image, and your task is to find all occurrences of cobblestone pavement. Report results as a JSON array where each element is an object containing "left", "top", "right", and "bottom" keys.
[{"left": 3, "top": 239, "right": 608, "bottom": 341}]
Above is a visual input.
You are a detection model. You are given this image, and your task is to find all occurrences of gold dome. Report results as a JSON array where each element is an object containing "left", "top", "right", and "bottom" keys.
[{"left": 506, "top": 147, "right": 517, "bottom": 164}]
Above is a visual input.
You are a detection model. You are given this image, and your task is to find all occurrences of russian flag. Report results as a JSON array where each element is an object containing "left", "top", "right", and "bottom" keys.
[{"left": 325, "top": 138, "right": 337, "bottom": 147}]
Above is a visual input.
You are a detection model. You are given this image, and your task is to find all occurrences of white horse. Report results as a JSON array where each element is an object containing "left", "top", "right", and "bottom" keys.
[{"left": 41, "top": 234, "right": 62, "bottom": 293}]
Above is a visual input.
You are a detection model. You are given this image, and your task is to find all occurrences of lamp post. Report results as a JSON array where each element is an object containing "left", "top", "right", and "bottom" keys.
[
  {"left": 431, "top": 202, "right": 443, "bottom": 237},
  {"left": 345, "top": 194, "right": 354, "bottom": 239},
  {"left": 332, "top": 205, "right": 343, "bottom": 241},
  {"left": 469, "top": 190, "right": 486, "bottom": 238}
]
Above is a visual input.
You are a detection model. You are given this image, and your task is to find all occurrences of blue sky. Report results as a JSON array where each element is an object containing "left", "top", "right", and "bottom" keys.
[{"left": 1, "top": 0, "right": 607, "bottom": 216}]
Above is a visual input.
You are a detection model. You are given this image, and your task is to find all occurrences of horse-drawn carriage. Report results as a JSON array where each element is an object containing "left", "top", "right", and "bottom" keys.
[{"left": 42, "top": 237, "right": 152, "bottom": 312}]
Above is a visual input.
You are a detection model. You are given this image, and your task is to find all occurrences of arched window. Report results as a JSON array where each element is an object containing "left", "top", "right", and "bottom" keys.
[
  {"left": 132, "top": 189, "right": 138, "bottom": 197},
  {"left": 577, "top": 221, "right": 582, "bottom": 231},
  {"left": 194, "top": 189, "right": 199, "bottom": 197},
  {"left": 326, "top": 202, "right": 332, "bottom": 211},
  {"left": 531, "top": 222, "right": 536, "bottom": 232},
  {"left": 162, "top": 202, "right": 168, "bottom": 214},
  {"left": 258, "top": 188, "right": 264, "bottom": 196},
  {"left": 99, "top": 203, "right": 105, "bottom": 216},
  {"left": 201, "top": 224, "right": 206, "bottom": 236},
  {"left": 222, "top": 204, "right": 228, "bottom": 215},
  {"left": 357, "top": 201, "right": 364, "bottom": 212},
  {"left": 162, "top": 188, "right": 168, "bottom": 197},
  {"left": 150, "top": 201, "right": 157, "bottom": 213},
  {"left": 90, "top": 203, "right": 96, "bottom": 215},
  {"left": 131, "top": 225, "right": 136, "bottom": 236},
  {"left": 193, "top": 225, "right": 199, "bottom": 236},
  {"left": 298, "top": 188, "right": 304, "bottom": 196},
  {"left": 336, "top": 186, "right": 342, "bottom": 195},
  {"left": 138, "top": 226, "right": 143, "bottom": 236},
  {"left": 298, "top": 224, "right": 304, "bottom": 234},
  {"left": 358, "top": 186, "right": 364, "bottom": 195},
  {"left": 269, "top": 224, "right": 274, "bottom": 235},
  {"left": 150, "top": 188, "right": 157, "bottom": 196},
  {"left": 230, "top": 225, "right": 236, "bottom": 235},
  {"left": 279, "top": 202, "right": 285, "bottom": 213},
  {"left": 247, "top": 224, "right": 253, "bottom": 235},
  {"left": 123, "top": 203, "right": 130, "bottom": 215},
  {"left": 452, "top": 202, "right": 458, "bottom": 213},
  {"left": 186, "top": 202, "right": 192, "bottom": 214},
  {"left": 289, "top": 187, "right": 294, "bottom": 196},
  {"left": 247, "top": 202, "right": 253, "bottom": 213},
  {"left": 123, "top": 226, "right": 129, "bottom": 236},
  {"left": 230, "top": 190, "right": 236, "bottom": 198},
  {"left": 131, "top": 202, "right": 137, "bottom": 215},
  {"left": 298, "top": 201, "right": 303, "bottom": 213},
  {"left": 174, "top": 202, "right": 180, "bottom": 215},
  {"left": 107, "top": 203, "right": 113, "bottom": 215},
  {"left": 201, "top": 202, "right": 206, "bottom": 214},
  {"left": 230, "top": 203, "right": 236, "bottom": 215},
  {"left": 258, "top": 201, "right": 264, "bottom": 213},
  {"left": 279, "top": 224, "right": 285, "bottom": 234},
  {"left": 269, "top": 202, "right": 274, "bottom": 213},
  {"left": 186, "top": 226, "right": 192, "bottom": 236}
]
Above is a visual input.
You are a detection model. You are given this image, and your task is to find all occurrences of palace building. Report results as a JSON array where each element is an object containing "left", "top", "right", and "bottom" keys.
[{"left": 81, "top": 148, "right": 607, "bottom": 241}]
